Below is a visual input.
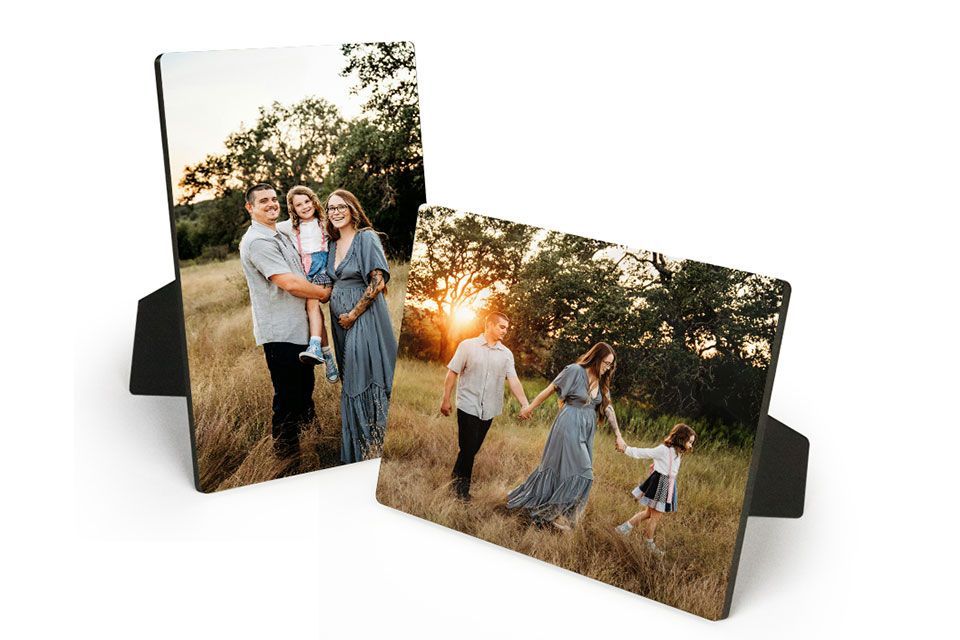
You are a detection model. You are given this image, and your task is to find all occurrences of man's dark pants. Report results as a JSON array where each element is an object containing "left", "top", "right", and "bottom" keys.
[
  {"left": 263, "top": 342, "right": 316, "bottom": 457},
  {"left": 452, "top": 408, "right": 494, "bottom": 497}
]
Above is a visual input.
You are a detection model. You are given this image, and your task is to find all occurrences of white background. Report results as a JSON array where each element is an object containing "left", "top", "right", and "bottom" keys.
[{"left": 5, "top": 1, "right": 958, "bottom": 637}]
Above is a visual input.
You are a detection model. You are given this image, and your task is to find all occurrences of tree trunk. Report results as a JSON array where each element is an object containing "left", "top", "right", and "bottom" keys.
[{"left": 437, "top": 324, "right": 448, "bottom": 362}]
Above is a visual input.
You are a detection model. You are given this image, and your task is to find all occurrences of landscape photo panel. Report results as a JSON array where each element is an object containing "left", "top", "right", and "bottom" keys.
[{"left": 376, "top": 205, "right": 789, "bottom": 619}]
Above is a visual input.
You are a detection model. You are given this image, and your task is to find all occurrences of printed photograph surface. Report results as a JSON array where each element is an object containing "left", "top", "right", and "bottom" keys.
[
  {"left": 158, "top": 43, "right": 423, "bottom": 491},
  {"left": 376, "top": 205, "right": 788, "bottom": 619}
]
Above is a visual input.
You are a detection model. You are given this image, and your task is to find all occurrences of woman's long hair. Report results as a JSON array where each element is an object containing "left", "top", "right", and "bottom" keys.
[
  {"left": 575, "top": 342, "right": 616, "bottom": 422},
  {"left": 286, "top": 186, "right": 324, "bottom": 231},
  {"left": 324, "top": 189, "right": 375, "bottom": 240},
  {"left": 664, "top": 423, "right": 696, "bottom": 457}
]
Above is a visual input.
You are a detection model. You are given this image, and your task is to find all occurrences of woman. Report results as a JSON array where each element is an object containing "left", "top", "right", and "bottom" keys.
[
  {"left": 507, "top": 342, "right": 627, "bottom": 530},
  {"left": 324, "top": 189, "right": 398, "bottom": 463}
]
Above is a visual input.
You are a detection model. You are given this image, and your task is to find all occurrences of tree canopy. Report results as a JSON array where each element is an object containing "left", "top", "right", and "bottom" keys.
[
  {"left": 178, "top": 97, "right": 344, "bottom": 204},
  {"left": 401, "top": 207, "right": 786, "bottom": 433},
  {"left": 174, "top": 42, "right": 424, "bottom": 261},
  {"left": 404, "top": 207, "right": 536, "bottom": 360}
]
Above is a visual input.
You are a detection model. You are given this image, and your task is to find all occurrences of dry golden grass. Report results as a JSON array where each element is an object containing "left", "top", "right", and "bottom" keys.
[
  {"left": 378, "top": 357, "right": 751, "bottom": 620},
  {"left": 181, "top": 256, "right": 408, "bottom": 492}
]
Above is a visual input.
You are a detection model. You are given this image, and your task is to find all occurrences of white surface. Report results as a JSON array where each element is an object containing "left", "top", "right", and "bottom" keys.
[{"left": 5, "top": 1, "right": 957, "bottom": 637}]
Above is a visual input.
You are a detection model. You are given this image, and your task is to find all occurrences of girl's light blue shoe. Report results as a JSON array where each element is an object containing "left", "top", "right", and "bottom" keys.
[
  {"left": 644, "top": 539, "right": 666, "bottom": 557},
  {"left": 322, "top": 350, "right": 339, "bottom": 383},
  {"left": 299, "top": 341, "right": 324, "bottom": 365}
]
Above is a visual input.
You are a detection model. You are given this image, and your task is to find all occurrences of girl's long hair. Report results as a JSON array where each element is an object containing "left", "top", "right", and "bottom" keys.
[
  {"left": 575, "top": 342, "right": 616, "bottom": 422},
  {"left": 324, "top": 189, "right": 375, "bottom": 240},
  {"left": 285, "top": 186, "right": 324, "bottom": 231},
  {"left": 664, "top": 423, "right": 697, "bottom": 456}
]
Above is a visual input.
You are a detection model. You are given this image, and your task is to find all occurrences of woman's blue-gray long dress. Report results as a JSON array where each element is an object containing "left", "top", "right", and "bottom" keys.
[
  {"left": 326, "top": 229, "right": 398, "bottom": 463},
  {"left": 507, "top": 364, "right": 601, "bottom": 524}
]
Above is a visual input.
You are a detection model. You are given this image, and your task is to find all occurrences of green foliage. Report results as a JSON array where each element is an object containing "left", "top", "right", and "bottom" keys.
[
  {"left": 500, "top": 244, "right": 783, "bottom": 428},
  {"left": 397, "top": 305, "right": 441, "bottom": 360},
  {"left": 403, "top": 207, "right": 537, "bottom": 360},
  {"left": 179, "top": 98, "right": 343, "bottom": 206},
  {"left": 631, "top": 258, "right": 783, "bottom": 424},
  {"left": 173, "top": 191, "right": 247, "bottom": 260},
  {"left": 492, "top": 232, "right": 653, "bottom": 380},
  {"left": 340, "top": 42, "right": 421, "bottom": 149},
  {"left": 333, "top": 42, "right": 424, "bottom": 257},
  {"left": 611, "top": 398, "right": 756, "bottom": 449},
  {"left": 324, "top": 117, "right": 423, "bottom": 257},
  {"left": 175, "top": 42, "right": 425, "bottom": 261},
  {"left": 404, "top": 209, "right": 786, "bottom": 443}
]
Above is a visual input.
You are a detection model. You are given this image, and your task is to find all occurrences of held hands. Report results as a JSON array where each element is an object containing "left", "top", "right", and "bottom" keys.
[
  {"left": 518, "top": 405, "right": 534, "bottom": 421},
  {"left": 338, "top": 311, "right": 357, "bottom": 330},
  {"left": 615, "top": 436, "right": 627, "bottom": 452}
]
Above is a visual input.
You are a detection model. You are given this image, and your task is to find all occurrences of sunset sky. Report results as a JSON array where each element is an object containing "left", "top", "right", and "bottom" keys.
[{"left": 159, "top": 45, "right": 366, "bottom": 202}]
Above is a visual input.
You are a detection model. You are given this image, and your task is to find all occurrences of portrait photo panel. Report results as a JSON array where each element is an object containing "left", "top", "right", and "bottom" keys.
[
  {"left": 376, "top": 205, "right": 789, "bottom": 619},
  {"left": 158, "top": 43, "right": 424, "bottom": 492}
]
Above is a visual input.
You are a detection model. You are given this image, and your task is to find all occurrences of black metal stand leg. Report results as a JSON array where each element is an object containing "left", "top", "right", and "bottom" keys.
[
  {"left": 748, "top": 416, "right": 809, "bottom": 518},
  {"left": 129, "top": 280, "right": 188, "bottom": 397}
]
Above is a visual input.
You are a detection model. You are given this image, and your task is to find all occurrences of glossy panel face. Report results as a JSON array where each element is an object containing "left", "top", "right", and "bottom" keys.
[
  {"left": 377, "top": 205, "right": 790, "bottom": 620},
  {"left": 158, "top": 43, "right": 424, "bottom": 491}
]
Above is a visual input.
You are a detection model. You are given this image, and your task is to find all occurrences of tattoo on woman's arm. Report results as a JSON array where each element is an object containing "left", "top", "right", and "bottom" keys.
[
  {"left": 348, "top": 269, "right": 385, "bottom": 318},
  {"left": 605, "top": 404, "right": 622, "bottom": 435}
]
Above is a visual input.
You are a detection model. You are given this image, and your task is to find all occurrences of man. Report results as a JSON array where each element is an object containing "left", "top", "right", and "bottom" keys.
[
  {"left": 440, "top": 312, "right": 530, "bottom": 500},
  {"left": 238, "top": 183, "right": 333, "bottom": 459}
]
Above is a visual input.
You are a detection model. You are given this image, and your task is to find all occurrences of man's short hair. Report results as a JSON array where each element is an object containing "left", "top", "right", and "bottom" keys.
[
  {"left": 245, "top": 183, "right": 276, "bottom": 205},
  {"left": 485, "top": 311, "right": 510, "bottom": 326}
]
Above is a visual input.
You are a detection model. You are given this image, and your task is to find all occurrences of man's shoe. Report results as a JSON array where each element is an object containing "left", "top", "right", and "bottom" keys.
[{"left": 451, "top": 477, "right": 471, "bottom": 501}]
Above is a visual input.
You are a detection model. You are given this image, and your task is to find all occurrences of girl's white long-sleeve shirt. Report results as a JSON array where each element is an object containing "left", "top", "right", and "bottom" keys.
[
  {"left": 624, "top": 444, "right": 681, "bottom": 476},
  {"left": 277, "top": 218, "right": 328, "bottom": 254}
]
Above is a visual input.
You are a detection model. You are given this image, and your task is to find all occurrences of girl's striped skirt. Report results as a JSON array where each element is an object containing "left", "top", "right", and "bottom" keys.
[{"left": 631, "top": 471, "right": 678, "bottom": 513}]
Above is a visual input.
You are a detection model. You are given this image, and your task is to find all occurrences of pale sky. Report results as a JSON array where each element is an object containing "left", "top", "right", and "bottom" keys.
[{"left": 159, "top": 45, "right": 366, "bottom": 202}]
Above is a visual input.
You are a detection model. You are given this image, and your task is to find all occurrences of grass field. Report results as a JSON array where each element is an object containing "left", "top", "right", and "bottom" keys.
[
  {"left": 180, "top": 255, "right": 408, "bottom": 492},
  {"left": 377, "top": 357, "right": 752, "bottom": 619}
]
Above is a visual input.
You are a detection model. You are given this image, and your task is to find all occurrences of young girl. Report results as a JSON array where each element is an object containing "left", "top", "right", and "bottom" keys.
[
  {"left": 614, "top": 423, "right": 697, "bottom": 556},
  {"left": 277, "top": 185, "right": 339, "bottom": 382}
]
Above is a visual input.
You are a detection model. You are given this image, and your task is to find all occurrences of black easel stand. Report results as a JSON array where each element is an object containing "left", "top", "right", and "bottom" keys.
[
  {"left": 130, "top": 281, "right": 188, "bottom": 397},
  {"left": 749, "top": 417, "right": 808, "bottom": 518}
]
